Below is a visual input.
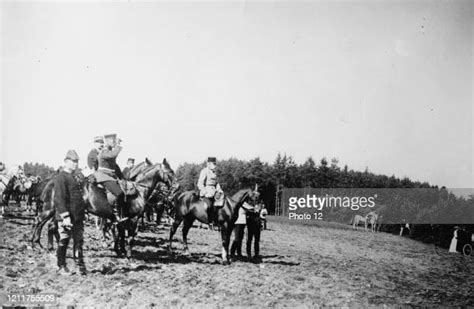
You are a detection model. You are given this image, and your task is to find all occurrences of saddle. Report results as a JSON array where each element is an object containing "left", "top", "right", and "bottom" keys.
[
  {"left": 197, "top": 190, "right": 225, "bottom": 208},
  {"left": 119, "top": 180, "right": 138, "bottom": 196},
  {"left": 90, "top": 175, "right": 137, "bottom": 198}
]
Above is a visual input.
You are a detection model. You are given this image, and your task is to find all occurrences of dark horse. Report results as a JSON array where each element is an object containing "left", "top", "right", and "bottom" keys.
[
  {"left": 3, "top": 175, "right": 32, "bottom": 204},
  {"left": 169, "top": 187, "right": 259, "bottom": 264},
  {"left": 26, "top": 176, "right": 56, "bottom": 215},
  {"left": 32, "top": 158, "right": 177, "bottom": 259}
]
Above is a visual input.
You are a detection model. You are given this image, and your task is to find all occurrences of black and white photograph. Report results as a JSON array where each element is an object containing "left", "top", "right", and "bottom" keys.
[{"left": 0, "top": 0, "right": 473, "bottom": 307}]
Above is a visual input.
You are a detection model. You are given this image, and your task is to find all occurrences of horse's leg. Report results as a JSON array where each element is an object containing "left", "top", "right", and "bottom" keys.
[
  {"left": 113, "top": 224, "right": 124, "bottom": 257},
  {"left": 119, "top": 225, "right": 127, "bottom": 255},
  {"left": 168, "top": 216, "right": 183, "bottom": 252},
  {"left": 47, "top": 220, "right": 58, "bottom": 251},
  {"left": 35, "top": 201, "right": 42, "bottom": 217},
  {"left": 102, "top": 219, "right": 112, "bottom": 242},
  {"left": 125, "top": 219, "right": 138, "bottom": 259},
  {"left": 155, "top": 203, "right": 165, "bottom": 225},
  {"left": 220, "top": 222, "right": 231, "bottom": 264},
  {"left": 182, "top": 216, "right": 194, "bottom": 253}
]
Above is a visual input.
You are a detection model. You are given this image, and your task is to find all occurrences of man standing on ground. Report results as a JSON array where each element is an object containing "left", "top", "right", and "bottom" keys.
[{"left": 54, "top": 150, "right": 87, "bottom": 275}]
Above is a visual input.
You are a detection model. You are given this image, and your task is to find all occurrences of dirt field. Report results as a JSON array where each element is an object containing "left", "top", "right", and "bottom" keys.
[{"left": 1, "top": 204, "right": 473, "bottom": 308}]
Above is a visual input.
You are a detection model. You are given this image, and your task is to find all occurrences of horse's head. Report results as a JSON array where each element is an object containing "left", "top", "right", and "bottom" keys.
[
  {"left": 131, "top": 158, "right": 176, "bottom": 192},
  {"left": 250, "top": 183, "right": 261, "bottom": 203},
  {"left": 155, "top": 158, "right": 178, "bottom": 192},
  {"left": 230, "top": 185, "right": 260, "bottom": 205},
  {"left": 128, "top": 158, "right": 154, "bottom": 181}
]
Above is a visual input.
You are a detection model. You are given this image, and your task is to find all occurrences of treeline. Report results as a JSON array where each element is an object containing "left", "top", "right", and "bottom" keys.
[
  {"left": 176, "top": 153, "right": 441, "bottom": 213},
  {"left": 23, "top": 162, "right": 56, "bottom": 180},
  {"left": 176, "top": 153, "right": 473, "bottom": 248}
]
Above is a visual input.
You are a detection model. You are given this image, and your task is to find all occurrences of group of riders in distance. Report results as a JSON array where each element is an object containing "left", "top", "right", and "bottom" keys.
[{"left": 1, "top": 134, "right": 264, "bottom": 275}]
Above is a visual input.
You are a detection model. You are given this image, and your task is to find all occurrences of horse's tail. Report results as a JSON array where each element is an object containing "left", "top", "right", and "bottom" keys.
[{"left": 31, "top": 208, "right": 56, "bottom": 247}]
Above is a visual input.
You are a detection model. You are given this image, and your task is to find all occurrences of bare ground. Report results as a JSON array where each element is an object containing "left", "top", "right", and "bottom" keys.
[{"left": 0, "top": 204, "right": 473, "bottom": 308}]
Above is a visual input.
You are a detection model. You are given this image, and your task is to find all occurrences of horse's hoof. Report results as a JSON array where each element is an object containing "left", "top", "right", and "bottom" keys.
[{"left": 222, "top": 260, "right": 231, "bottom": 265}]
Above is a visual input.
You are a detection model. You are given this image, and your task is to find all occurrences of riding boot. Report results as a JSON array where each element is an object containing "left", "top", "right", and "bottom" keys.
[
  {"left": 57, "top": 239, "right": 70, "bottom": 274},
  {"left": 112, "top": 194, "right": 127, "bottom": 224},
  {"left": 74, "top": 248, "right": 87, "bottom": 275},
  {"left": 205, "top": 198, "right": 215, "bottom": 225}
]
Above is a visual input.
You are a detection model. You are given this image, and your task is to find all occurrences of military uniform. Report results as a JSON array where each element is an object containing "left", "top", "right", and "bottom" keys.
[
  {"left": 94, "top": 135, "right": 126, "bottom": 222},
  {"left": 198, "top": 157, "right": 224, "bottom": 224},
  {"left": 246, "top": 204, "right": 261, "bottom": 260},
  {"left": 95, "top": 145, "right": 123, "bottom": 193},
  {"left": 0, "top": 164, "right": 10, "bottom": 186},
  {"left": 197, "top": 166, "right": 221, "bottom": 198},
  {"left": 87, "top": 148, "right": 100, "bottom": 171},
  {"left": 122, "top": 158, "right": 135, "bottom": 180},
  {"left": 54, "top": 150, "right": 87, "bottom": 274}
]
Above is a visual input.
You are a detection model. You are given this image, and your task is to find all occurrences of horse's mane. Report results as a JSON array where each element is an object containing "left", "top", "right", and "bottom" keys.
[
  {"left": 129, "top": 161, "right": 154, "bottom": 181},
  {"left": 136, "top": 163, "right": 162, "bottom": 184},
  {"left": 229, "top": 188, "right": 252, "bottom": 203},
  {"left": 129, "top": 158, "right": 174, "bottom": 182}
]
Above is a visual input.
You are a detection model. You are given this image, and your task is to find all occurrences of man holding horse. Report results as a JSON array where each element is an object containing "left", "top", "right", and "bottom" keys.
[
  {"left": 54, "top": 150, "right": 87, "bottom": 275},
  {"left": 94, "top": 134, "right": 126, "bottom": 223},
  {"left": 197, "top": 157, "right": 224, "bottom": 224}
]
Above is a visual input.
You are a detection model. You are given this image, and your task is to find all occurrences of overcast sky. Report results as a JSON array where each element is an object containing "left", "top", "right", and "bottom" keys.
[{"left": 1, "top": 1, "right": 472, "bottom": 188}]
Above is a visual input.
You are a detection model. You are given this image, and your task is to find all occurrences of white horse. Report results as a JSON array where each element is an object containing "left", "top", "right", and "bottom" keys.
[
  {"left": 352, "top": 214, "right": 368, "bottom": 230},
  {"left": 366, "top": 211, "right": 379, "bottom": 233},
  {"left": 352, "top": 212, "right": 379, "bottom": 232}
]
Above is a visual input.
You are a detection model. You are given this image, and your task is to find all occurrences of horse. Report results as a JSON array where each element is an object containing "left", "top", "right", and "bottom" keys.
[
  {"left": 24, "top": 176, "right": 50, "bottom": 214},
  {"left": 169, "top": 186, "right": 259, "bottom": 264},
  {"left": 366, "top": 211, "right": 379, "bottom": 233},
  {"left": 351, "top": 214, "right": 368, "bottom": 230},
  {"left": 31, "top": 158, "right": 177, "bottom": 259},
  {"left": 3, "top": 175, "right": 34, "bottom": 205}
]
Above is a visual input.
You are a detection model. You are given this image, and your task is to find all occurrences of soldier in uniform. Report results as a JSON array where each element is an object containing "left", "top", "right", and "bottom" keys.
[
  {"left": 87, "top": 136, "right": 104, "bottom": 171},
  {"left": 197, "top": 157, "right": 223, "bottom": 224},
  {"left": 54, "top": 150, "right": 87, "bottom": 275},
  {"left": 0, "top": 162, "right": 7, "bottom": 175},
  {"left": 246, "top": 203, "right": 262, "bottom": 261},
  {"left": 0, "top": 162, "right": 9, "bottom": 181},
  {"left": 94, "top": 134, "right": 126, "bottom": 223},
  {"left": 122, "top": 158, "right": 135, "bottom": 180}
]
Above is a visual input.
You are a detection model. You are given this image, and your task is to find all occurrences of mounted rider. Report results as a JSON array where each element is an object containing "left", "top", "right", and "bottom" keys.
[
  {"left": 197, "top": 157, "right": 224, "bottom": 223},
  {"left": 122, "top": 158, "right": 135, "bottom": 180},
  {"left": 93, "top": 134, "right": 126, "bottom": 223},
  {"left": 87, "top": 136, "right": 105, "bottom": 172},
  {"left": 0, "top": 162, "right": 9, "bottom": 183}
]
